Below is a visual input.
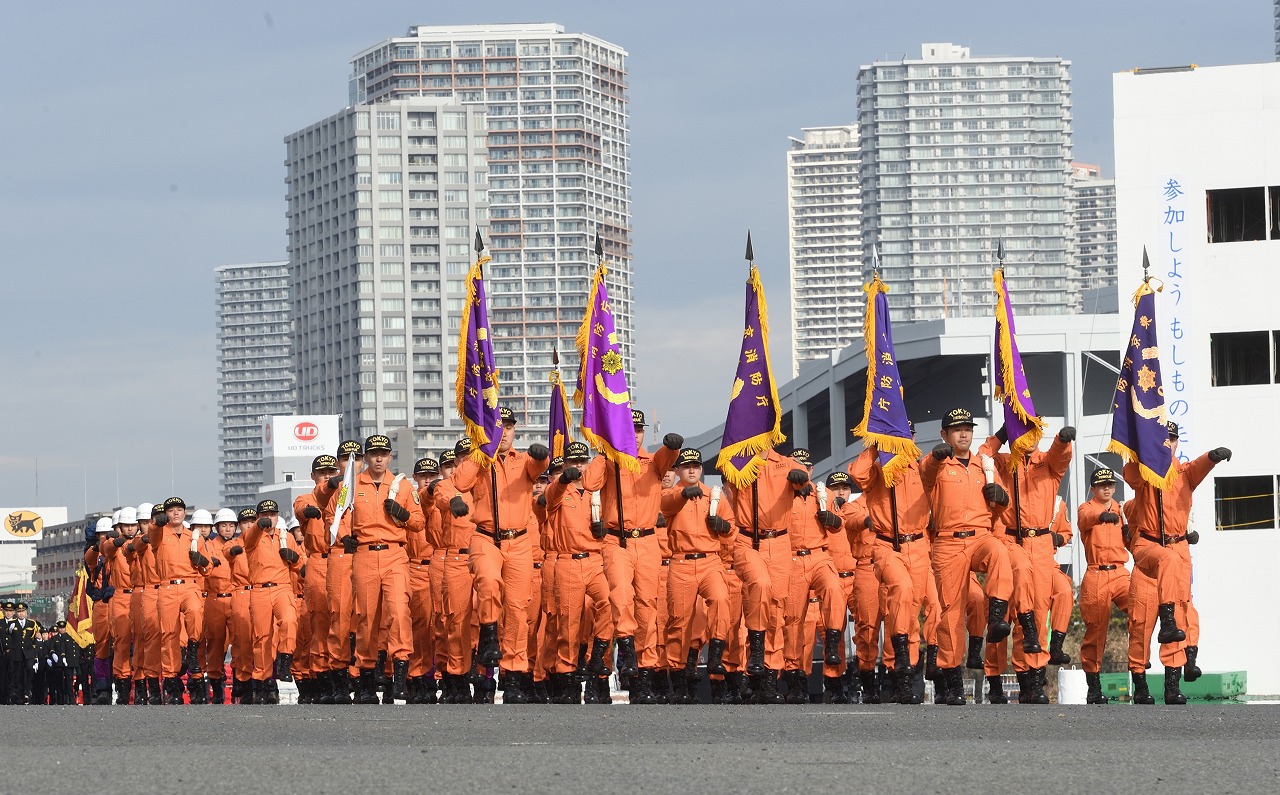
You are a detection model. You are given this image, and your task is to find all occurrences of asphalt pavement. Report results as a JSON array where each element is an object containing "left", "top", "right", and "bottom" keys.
[{"left": 2, "top": 703, "right": 1276, "bottom": 794}]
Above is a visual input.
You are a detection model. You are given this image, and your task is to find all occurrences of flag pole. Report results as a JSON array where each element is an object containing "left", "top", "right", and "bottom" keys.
[
  {"left": 745, "top": 231, "right": 761, "bottom": 552},
  {"left": 597, "top": 230, "right": 629, "bottom": 548},
  {"left": 1140, "top": 245, "right": 1169, "bottom": 547},
  {"left": 871, "top": 244, "right": 902, "bottom": 553},
  {"left": 997, "top": 240, "right": 1026, "bottom": 545},
  {"left": 476, "top": 229, "right": 502, "bottom": 549}
]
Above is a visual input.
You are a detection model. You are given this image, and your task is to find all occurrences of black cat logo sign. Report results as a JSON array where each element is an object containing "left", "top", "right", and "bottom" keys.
[{"left": 5, "top": 511, "right": 43, "bottom": 539}]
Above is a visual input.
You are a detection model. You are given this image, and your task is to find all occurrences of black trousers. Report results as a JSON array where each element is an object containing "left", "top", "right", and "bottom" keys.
[{"left": 9, "top": 660, "right": 34, "bottom": 704}]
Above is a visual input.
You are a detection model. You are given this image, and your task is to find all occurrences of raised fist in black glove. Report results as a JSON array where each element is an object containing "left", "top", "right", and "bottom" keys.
[
  {"left": 798, "top": 484, "right": 814, "bottom": 498},
  {"left": 104, "top": 529, "right": 119, "bottom": 539},
  {"left": 787, "top": 469, "right": 809, "bottom": 486},
  {"left": 449, "top": 496, "right": 469, "bottom": 518},
  {"left": 590, "top": 521, "right": 605, "bottom": 540},
  {"left": 113, "top": 535, "right": 129, "bottom": 548},
  {"left": 1052, "top": 532, "right": 1065, "bottom": 548},
  {"left": 681, "top": 485, "right": 702, "bottom": 500},
  {"left": 1058, "top": 426, "right": 1076, "bottom": 443},
  {"left": 227, "top": 545, "right": 244, "bottom": 558},
  {"left": 982, "top": 483, "right": 1010, "bottom": 506},
  {"left": 1208, "top": 447, "right": 1232, "bottom": 463},
  {"left": 279, "top": 548, "right": 300, "bottom": 564},
  {"left": 1186, "top": 530, "right": 1200, "bottom": 545},
  {"left": 995, "top": 424, "right": 1009, "bottom": 445},
  {"left": 705, "top": 516, "right": 732, "bottom": 536},
  {"left": 155, "top": 515, "right": 169, "bottom": 528},
  {"left": 257, "top": 517, "right": 273, "bottom": 529},
  {"left": 341, "top": 535, "right": 358, "bottom": 554},
  {"left": 328, "top": 474, "right": 343, "bottom": 490},
  {"left": 1099, "top": 511, "right": 1120, "bottom": 524},
  {"left": 188, "top": 551, "right": 209, "bottom": 569},
  {"left": 385, "top": 499, "right": 410, "bottom": 523},
  {"left": 527, "top": 443, "right": 549, "bottom": 461},
  {"left": 559, "top": 466, "right": 581, "bottom": 485},
  {"left": 656, "top": 514, "right": 667, "bottom": 528},
  {"left": 816, "top": 510, "right": 842, "bottom": 529},
  {"left": 662, "top": 433, "right": 684, "bottom": 451},
  {"left": 302, "top": 505, "right": 322, "bottom": 521},
  {"left": 932, "top": 443, "right": 954, "bottom": 461},
  {"left": 212, "top": 558, "right": 222, "bottom": 567},
  {"left": 864, "top": 517, "right": 873, "bottom": 529},
  {"left": 833, "top": 497, "right": 846, "bottom": 510},
  {"left": 536, "top": 494, "right": 547, "bottom": 507}
]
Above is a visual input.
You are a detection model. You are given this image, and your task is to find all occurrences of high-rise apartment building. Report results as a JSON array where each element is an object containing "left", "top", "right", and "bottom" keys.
[
  {"left": 346, "top": 24, "right": 631, "bottom": 430},
  {"left": 787, "top": 125, "right": 863, "bottom": 375},
  {"left": 1068, "top": 162, "right": 1117, "bottom": 312},
  {"left": 857, "top": 43, "right": 1073, "bottom": 321},
  {"left": 285, "top": 98, "right": 490, "bottom": 447},
  {"left": 216, "top": 262, "right": 295, "bottom": 506}
]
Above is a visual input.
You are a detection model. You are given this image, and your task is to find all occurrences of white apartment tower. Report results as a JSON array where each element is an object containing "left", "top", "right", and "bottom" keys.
[
  {"left": 1068, "top": 162, "right": 1117, "bottom": 312},
  {"left": 857, "top": 43, "right": 1073, "bottom": 321},
  {"left": 347, "top": 24, "right": 631, "bottom": 430},
  {"left": 285, "top": 98, "right": 490, "bottom": 447},
  {"left": 216, "top": 262, "right": 296, "bottom": 506},
  {"left": 787, "top": 125, "right": 863, "bottom": 376}
]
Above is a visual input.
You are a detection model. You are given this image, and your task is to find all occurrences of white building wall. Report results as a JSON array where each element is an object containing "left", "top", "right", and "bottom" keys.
[{"left": 1115, "top": 62, "right": 1280, "bottom": 694}]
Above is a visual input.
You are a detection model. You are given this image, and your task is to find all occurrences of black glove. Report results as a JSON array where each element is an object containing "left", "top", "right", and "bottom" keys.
[
  {"left": 1186, "top": 530, "right": 1200, "bottom": 545},
  {"left": 384, "top": 499, "right": 410, "bottom": 523},
  {"left": 279, "top": 548, "right": 300, "bottom": 564},
  {"left": 864, "top": 517, "right": 872, "bottom": 529},
  {"left": 328, "top": 474, "right": 343, "bottom": 490},
  {"left": 816, "top": 510, "right": 841, "bottom": 529},
  {"left": 656, "top": 513, "right": 667, "bottom": 528},
  {"left": 212, "top": 558, "right": 222, "bottom": 567},
  {"left": 787, "top": 469, "right": 809, "bottom": 486},
  {"left": 833, "top": 496, "right": 846, "bottom": 510},
  {"left": 536, "top": 494, "right": 547, "bottom": 507},
  {"left": 590, "top": 521, "right": 605, "bottom": 540},
  {"left": 982, "top": 483, "right": 1010, "bottom": 506},
  {"left": 341, "top": 535, "right": 358, "bottom": 554},
  {"left": 1208, "top": 447, "right": 1232, "bottom": 463},
  {"left": 705, "top": 516, "right": 732, "bottom": 536},
  {"left": 104, "top": 529, "right": 120, "bottom": 539},
  {"left": 188, "top": 551, "right": 209, "bottom": 569},
  {"left": 1122, "top": 527, "right": 1133, "bottom": 546},
  {"left": 300, "top": 564, "right": 308, "bottom": 580},
  {"left": 227, "top": 545, "right": 244, "bottom": 558},
  {"left": 138, "top": 535, "right": 150, "bottom": 546},
  {"left": 113, "top": 536, "right": 129, "bottom": 548},
  {"left": 1058, "top": 426, "right": 1076, "bottom": 443},
  {"left": 932, "top": 443, "right": 953, "bottom": 461},
  {"left": 257, "top": 517, "right": 272, "bottom": 529},
  {"left": 1099, "top": 511, "right": 1120, "bottom": 524},
  {"left": 662, "top": 433, "right": 684, "bottom": 450},
  {"left": 302, "top": 505, "right": 322, "bottom": 521},
  {"left": 559, "top": 467, "right": 581, "bottom": 485},
  {"left": 1052, "top": 532, "right": 1065, "bottom": 548},
  {"left": 995, "top": 425, "right": 1009, "bottom": 445},
  {"left": 527, "top": 443, "right": 549, "bottom": 461},
  {"left": 155, "top": 515, "right": 169, "bottom": 528},
  {"left": 681, "top": 485, "right": 702, "bottom": 500},
  {"left": 426, "top": 482, "right": 437, "bottom": 499},
  {"left": 449, "top": 496, "right": 469, "bottom": 518}
]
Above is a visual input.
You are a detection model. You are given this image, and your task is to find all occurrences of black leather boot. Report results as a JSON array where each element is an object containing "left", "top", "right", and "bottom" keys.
[
  {"left": 705, "top": 638, "right": 727, "bottom": 676},
  {"left": 746, "top": 629, "right": 766, "bottom": 675},
  {"left": 592, "top": 677, "right": 611, "bottom": 704},
  {"left": 1131, "top": 672, "right": 1156, "bottom": 705},
  {"left": 1017, "top": 612, "right": 1043, "bottom": 654},
  {"left": 478, "top": 623, "right": 502, "bottom": 666},
  {"left": 115, "top": 677, "right": 132, "bottom": 705},
  {"left": 188, "top": 677, "right": 207, "bottom": 705},
  {"left": 1157, "top": 603, "right": 1186, "bottom": 644},
  {"left": 374, "top": 650, "right": 388, "bottom": 688},
  {"left": 531, "top": 677, "right": 550, "bottom": 704},
  {"left": 315, "top": 671, "right": 335, "bottom": 705},
  {"left": 331, "top": 669, "right": 352, "bottom": 704},
  {"left": 944, "top": 667, "right": 966, "bottom": 706},
  {"left": 893, "top": 666, "right": 921, "bottom": 704},
  {"left": 685, "top": 648, "right": 702, "bottom": 685},
  {"left": 186, "top": 640, "right": 202, "bottom": 675},
  {"left": 549, "top": 672, "right": 573, "bottom": 704},
  {"left": 392, "top": 659, "right": 409, "bottom": 700},
  {"left": 859, "top": 669, "right": 881, "bottom": 704},
  {"left": 630, "top": 668, "right": 657, "bottom": 704},
  {"left": 424, "top": 676, "right": 439, "bottom": 704},
  {"left": 266, "top": 679, "right": 280, "bottom": 704},
  {"left": 755, "top": 669, "right": 784, "bottom": 704},
  {"left": 823, "top": 628, "right": 842, "bottom": 666},
  {"left": 824, "top": 675, "right": 847, "bottom": 704},
  {"left": 966, "top": 636, "right": 985, "bottom": 669},
  {"left": 356, "top": 669, "right": 379, "bottom": 704},
  {"left": 586, "top": 638, "right": 611, "bottom": 676},
  {"left": 926, "top": 644, "right": 940, "bottom": 680},
  {"left": 1048, "top": 630, "right": 1071, "bottom": 665},
  {"left": 1184, "top": 646, "right": 1202, "bottom": 682},
  {"left": 986, "top": 598, "right": 1011, "bottom": 643},
  {"left": 1164, "top": 666, "right": 1187, "bottom": 705},
  {"left": 670, "top": 673, "right": 690, "bottom": 705},
  {"left": 240, "top": 678, "right": 255, "bottom": 705},
  {"left": 275, "top": 652, "right": 294, "bottom": 683},
  {"left": 711, "top": 677, "right": 726, "bottom": 704},
  {"left": 615, "top": 636, "right": 639, "bottom": 677},
  {"left": 1085, "top": 671, "right": 1107, "bottom": 704},
  {"left": 890, "top": 634, "right": 914, "bottom": 676},
  {"left": 1021, "top": 668, "right": 1049, "bottom": 704},
  {"left": 987, "top": 674, "right": 1009, "bottom": 704},
  {"left": 504, "top": 671, "right": 532, "bottom": 704},
  {"left": 209, "top": 678, "right": 225, "bottom": 705},
  {"left": 843, "top": 659, "right": 860, "bottom": 704},
  {"left": 650, "top": 668, "right": 672, "bottom": 704},
  {"left": 251, "top": 680, "right": 267, "bottom": 706},
  {"left": 784, "top": 670, "right": 807, "bottom": 704},
  {"left": 725, "top": 672, "right": 745, "bottom": 704}
]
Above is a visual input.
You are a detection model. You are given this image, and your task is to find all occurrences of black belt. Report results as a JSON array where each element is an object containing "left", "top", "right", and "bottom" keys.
[
  {"left": 417, "top": 559, "right": 431, "bottom": 566},
  {"left": 569, "top": 551, "right": 594, "bottom": 560},
  {"left": 120, "top": 588, "right": 134, "bottom": 594},
  {"left": 1094, "top": 564, "right": 1119, "bottom": 571},
  {"left": 740, "top": 529, "right": 787, "bottom": 540},
  {"left": 257, "top": 582, "right": 281, "bottom": 589},
  {"left": 169, "top": 579, "right": 188, "bottom": 585},
  {"left": 480, "top": 528, "right": 527, "bottom": 542},
  {"left": 452, "top": 548, "right": 470, "bottom": 555},
  {"left": 608, "top": 528, "right": 655, "bottom": 540},
  {"left": 243, "top": 586, "right": 253, "bottom": 591},
  {"left": 942, "top": 530, "right": 977, "bottom": 539},
  {"left": 1140, "top": 533, "right": 1187, "bottom": 545},
  {"left": 533, "top": 562, "right": 542, "bottom": 570},
  {"left": 1005, "top": 527, "right": 1049, "bottom": 540},
  {"left": 795, "top": 547, "right": 827, "bottom": 557},
  {"left": 362, "top": 543, "right": 404, "bottom": 551},
  {"left": 152, "top": 584, "right": 162, "bottom": 589},
  {"left": 215, "top": 592, "right": 233, "bottom": 598},
  {"left": 661, "top": 558, "right": 671, "bottom": 566},
  {"left": 877, "top": 533, "right": 925, "bottom": 545},
  {"left": 319, "top": 553, "right": 329, "bottom": 559},
  {"left": 839, "top": 571, "right": 856, "bottom": 579},
  {"left": 682, "top": 552, "right": 707, "bottom": 560}
]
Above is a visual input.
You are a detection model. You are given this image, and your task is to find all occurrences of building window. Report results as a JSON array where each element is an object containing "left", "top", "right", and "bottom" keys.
[
  {"left": 1210, "top": 330, "right": 1274, "bottom": 386},
  {"left": 1206, "top": 187, "right": 1266, "bottom": 243},
  {"left": 804, "top": 391, "right": 832, "bottom": 463},
  {"left": 1214, "top": 474, "right": 1276, "bottom": 531}
]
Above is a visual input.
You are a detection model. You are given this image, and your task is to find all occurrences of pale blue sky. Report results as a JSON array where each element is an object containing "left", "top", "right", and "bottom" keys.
[{"left": 0, "top": 0, "right": 1268, "bottom": 514}]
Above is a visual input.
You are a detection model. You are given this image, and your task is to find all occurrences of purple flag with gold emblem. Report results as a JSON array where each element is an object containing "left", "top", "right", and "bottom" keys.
[
  {"left": 1108, "top": 277, "right": 1176, "bottom": 488},
  {"left": 852, "top": 274, "right": 920, "bottom": 486},
  {"left": 716, "top": 263, "right": 785, "bottom": 489},
  {"left": 455, "top": 251, "right": 502, "bottom": 463},
  {"left": 574, "top": 263, "right": 639, "bottom": 471},
  {"left": 548, "top": 354, "right": 574, "bottom": 459},
  {"left": 993, "top": 268, "right": 1045, "bottom": 469}
]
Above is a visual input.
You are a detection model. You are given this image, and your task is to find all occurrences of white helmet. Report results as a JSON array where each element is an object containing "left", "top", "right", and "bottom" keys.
[
  {"left": 111, "top": 509, "right": 121, "bottom": 525},
  {"left": 137, "top": 503, "right": 154, "bottom": 520},
  {"left": 214, "top": 508, "right": 237, "bottom": 524},
  {"left": 287, "top": 517, "right": 300, "bottom": 531},
  {"left": 190, "top": 509, "right": 213, "bottom": 526},
  {"left": 116, "top": 506, "right": 138, "bottom": 525},
  {"left": 95, "top": 517, "right": 114, "bottom": 534}
]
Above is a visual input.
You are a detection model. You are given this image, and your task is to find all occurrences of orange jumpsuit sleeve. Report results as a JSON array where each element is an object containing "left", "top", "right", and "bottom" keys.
[
  {"left": 580, "top": 456, "right": 607, "bottom": 492},
  {"left": 1052, "top": 501, "right": 1073, "bottom": 544}
]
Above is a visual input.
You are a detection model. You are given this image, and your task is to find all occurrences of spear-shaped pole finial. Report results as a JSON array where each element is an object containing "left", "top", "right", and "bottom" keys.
[
  {"left": 552, "top": 347, "right": 560, "bottom": 367},
  {"left": 745, "top": 230, "right": 754, "bottom": 267},
  {"left": 474, "top": 229, "right": 484, "bottom": 255},
  {"left": 872, "top": 244, "right": 881, "bottom": 278},
  {"left": 595, "top": 229, "right": 604, "bottom": 265},
  {"left": 1141, "top": 246, "right": 1151, "bottom": 282},
  {"left": 996, "top": 240, "right": 1006, "bottom": 272}
]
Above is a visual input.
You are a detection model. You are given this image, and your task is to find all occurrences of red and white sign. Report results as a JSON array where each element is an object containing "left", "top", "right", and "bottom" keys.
[
  {"left": 262, "top": 415, "right": 339, "bottom": 458},
  {"left": 294, "top": 422, "right": 319, "bottom": 441}
]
